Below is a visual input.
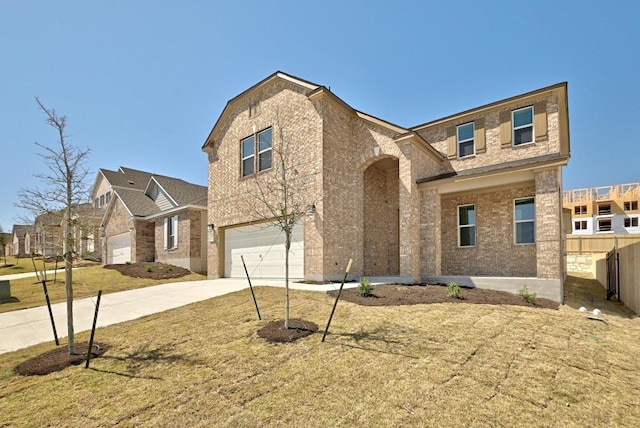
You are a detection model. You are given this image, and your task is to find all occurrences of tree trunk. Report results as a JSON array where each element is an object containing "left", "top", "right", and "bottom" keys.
[
  {"left": 284, "top": 230, "right": 290, "bottom": 330},
  {"left": 65, "top": 211, "right": 74, "bottom": 354}
]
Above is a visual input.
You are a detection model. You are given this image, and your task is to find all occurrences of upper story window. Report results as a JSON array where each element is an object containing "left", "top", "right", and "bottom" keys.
[
  {"left": 105, "top": 191, "right": 111, "bottom": 204},
  {"left": 597, "top": 203, "right": 611, "bottom": 215},
  {"left": 99, "top": 195, "right": 105, "bottom": 207},
  {"left": 458, "top": 204, "right": 476, "bottom": 247},
  {"left": 624, "top": 217, "right": 639, "bottom": 228},
  {"left": 624, "top": 201, "right": 638, "bottom": 211},
  {"left": 241, "top": 128, "right": 272, "bottom": 178},
  {"left": 512, "top": 106, "right": 534, "bottom": 146},
  {"left": 457, "top": 122, "right": 475, "bottom": 158},
  {"left": 574, "top": 205, "right": 587, "bottom": 215},
  {"left": 514, "top": 197, "right": 535, "bottom": 244}
]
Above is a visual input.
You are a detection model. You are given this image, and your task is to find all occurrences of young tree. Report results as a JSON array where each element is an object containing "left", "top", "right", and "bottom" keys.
[
  {"left": 15, "top": 98, "right": 92, "bottom": 354},
  {"left": 246, "top": 116, "right": 321, "bottom": 329}
]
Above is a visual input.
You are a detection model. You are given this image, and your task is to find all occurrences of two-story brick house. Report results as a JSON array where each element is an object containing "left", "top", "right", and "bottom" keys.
[{"left": 202, "top": 72, "right": 570, "bottom": 301}]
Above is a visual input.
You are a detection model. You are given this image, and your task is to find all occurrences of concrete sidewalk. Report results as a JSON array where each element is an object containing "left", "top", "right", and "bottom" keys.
[
  {"left": 0, "top": 267, "right": 84, "bottom": 281},
  {"left": 0, "top": 278, "right": 356, "bottom": 355}
]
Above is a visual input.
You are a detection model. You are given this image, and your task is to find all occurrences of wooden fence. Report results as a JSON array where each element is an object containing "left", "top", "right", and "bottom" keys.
[{"left": 566, "top": 235, "right": 640, "bottom": 254}]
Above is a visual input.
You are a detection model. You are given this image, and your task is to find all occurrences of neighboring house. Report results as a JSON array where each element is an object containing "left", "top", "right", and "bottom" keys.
[
  {"left": 11, "top": 225, "right": 33, "bottom": 256},
  {"left": 33, "top": 212, "right": 63, "bottom": 257},
  {"left": 202, "top": 72, "right": 570, "bottom": 302},
  {"left": 0, "top": 232, "right": 11, "bottom": 258},
  {"left": 100, "top": 173, "right": 208, "bottom": 273},
  {"left": 564, "top": 183, "right": 640, "bottom": 235},
  {"left": 71, "top": 202, "right": 103, "bottom": 257},
  {"left": 90, "top": 166, "right": 156, "bottom": 258}
]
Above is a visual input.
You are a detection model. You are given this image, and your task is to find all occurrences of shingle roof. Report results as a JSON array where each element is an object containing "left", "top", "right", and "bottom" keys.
[
  {"left": 98, "top": 167, "right": 155, "bottom": 191},
  {"left": 151, "top": 175, "right": 208, "bottom": 207},
  {"left": 115, "top": 188, "right": 161, "bottom": 217}
]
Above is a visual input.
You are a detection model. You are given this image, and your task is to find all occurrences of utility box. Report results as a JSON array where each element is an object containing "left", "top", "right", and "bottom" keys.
[{"left": 0, "top": 280, "right": 10, "bottom": 301}]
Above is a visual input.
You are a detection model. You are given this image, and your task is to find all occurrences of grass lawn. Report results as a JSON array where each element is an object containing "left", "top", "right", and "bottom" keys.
[
  {"left": 0, "top": 264, "right": 206, "bottom": 314},
  {"left": 0, "top": 255, "right": 71, "bottom": 275},
  {"left": 1, "top": 276, "right": 639, "bottom": 426}
]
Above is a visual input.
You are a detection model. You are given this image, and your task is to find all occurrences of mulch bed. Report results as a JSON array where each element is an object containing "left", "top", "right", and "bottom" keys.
[
  {"left": 258, "top": 319, "right": 319, "bottom": 343},
  {"left": 15, "top": 343, "right": 110, "bottom": 376},
  {"left": 104, "top": 262, "right": 191, "bottom": 280},
  {"left": 330, "top": 283, "right": 559, "bottom": 309}
]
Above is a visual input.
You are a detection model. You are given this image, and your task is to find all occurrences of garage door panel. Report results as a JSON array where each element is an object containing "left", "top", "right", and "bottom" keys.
[
  {"left": 107, "top": 233, "right": 131, "bottom": 264},
  {"left": 225, "top": 224, "right": 304, "bottom": 279}
]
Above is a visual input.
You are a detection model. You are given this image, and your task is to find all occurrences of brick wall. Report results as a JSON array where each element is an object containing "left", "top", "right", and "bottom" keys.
[
  {"left": 440, "top": 185, "right": 537, "bottom": 277},
  {"left": 363, "top": 163, "right": 399, "bottom": 275},
  {"left": 416, "top": 93, "right": 561, "bottom": 173}
]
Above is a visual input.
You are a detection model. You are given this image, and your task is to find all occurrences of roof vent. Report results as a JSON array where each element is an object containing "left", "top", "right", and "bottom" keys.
[{"left": 128, "top": 180, "right": 134, "bottom": 185}]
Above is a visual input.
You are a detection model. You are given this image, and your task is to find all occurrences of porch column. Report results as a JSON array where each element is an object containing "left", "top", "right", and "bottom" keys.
[
  {"left": 534, "top": 167, "right": 563, "bottom": 279},
  {"left": 398, "top": 144, "right": 421, "bottom": 282},
  {"left": 420, "top": 188, "right": 442, "bottom": 276}
]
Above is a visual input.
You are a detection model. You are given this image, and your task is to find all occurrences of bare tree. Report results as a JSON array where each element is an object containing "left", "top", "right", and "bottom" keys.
[
  {"left": 15, "top": 98, "right": 92, "bottom": 354},
  {"left": 245, "top": 116, "right": 321, "bottom": 329}
]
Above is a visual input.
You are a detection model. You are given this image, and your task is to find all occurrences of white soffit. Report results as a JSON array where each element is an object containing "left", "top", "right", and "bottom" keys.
[{"left": 422, "top": 169, "right": 535, "bottom": 195}]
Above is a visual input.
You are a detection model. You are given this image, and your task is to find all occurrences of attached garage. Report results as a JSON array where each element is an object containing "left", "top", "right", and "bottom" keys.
[
  {"left": 224, "top": 223, "right": 304, "bottom": 279},
  {"left": 107, "top": 232, "right": 131, "bottom": 264}
]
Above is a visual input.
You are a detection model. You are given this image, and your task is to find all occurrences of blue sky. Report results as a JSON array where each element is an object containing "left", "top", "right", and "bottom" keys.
[{"left": 1, "top": 0, "right": 639, "bottom": 230}]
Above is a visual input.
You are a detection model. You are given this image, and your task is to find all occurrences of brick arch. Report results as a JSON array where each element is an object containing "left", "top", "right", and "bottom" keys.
[
  {"left": 363, "top": 157, "right": 400, "bottom": 276},
  {"left": 358, "top": 153, "right": 399, "bottom": 172}
]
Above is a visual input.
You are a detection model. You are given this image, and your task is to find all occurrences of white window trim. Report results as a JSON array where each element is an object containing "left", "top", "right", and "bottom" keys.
[
  {"left": 512, "top": 106, "right": 534, "bottom": 146},
  {"left": 514, "top": 197, "right": 535, "bottom": 245},
  {"left": 457, "top": 204, "right": 476, "bottom": 248},
  {"left": 164, "top": 215, "right": 179, "bottom": 250},
  {"left": 257, "top": 128, "right": 272, "bottom": 173},
  {"left": 241, "top": 135, "right": 255, "bottom": 178},
  {"left": 457, "top": 122, "right": 475, "bottom": 159},
  {"left": 241, "top": 128, "right": 272, "bottom": 177}
]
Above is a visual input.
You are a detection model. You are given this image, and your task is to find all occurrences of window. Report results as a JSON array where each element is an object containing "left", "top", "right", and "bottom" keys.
[
  {"left": 458, "top": 205, "right": 476, "bottom": 247},
  {"left": 164, "top": 215, "right": 178, "bottom": 249},
  {"left": 99, "top": 195, "right": 105, "bottom": 207},
  {"left": 597, "top": 203, "right": 611, "bottom": 215},
  {"left": 514, "top": 198, "right": 535, "bottom": 244},
  {"left": 241, "top": 128, "right": 272, "bottom": 177},
  {"left": 597, "top": 219, "right": 612, "bottom": 232},
  {"left": 574, "top": 220, "right": 587, "bottom": 230},
  {"left": 105, "top": 191, "right": 111, "bottom": 204},
  {"left": 624, "top": 218, "right": 639, "bottom": 228},
  {"left": 624, "top": 201, "right": 638, "bottom": 211},
  {"left": 512, "top": 106, "right": 533, "bottom": 146},
  {"left": 457, "top": 122, "right": 475, "bottom": 158},
  {"left": 574, "top": 205, "right": 587, "bottom": 215}
]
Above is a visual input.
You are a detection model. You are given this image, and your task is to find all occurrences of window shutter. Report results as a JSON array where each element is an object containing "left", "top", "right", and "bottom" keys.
[
  {"left": 534, "top": 101, "right": 548, "bottom": 142},
  {"left": 474, "top": 117, "right": 486, "bottom": 154},
  {"left": 447, "top": 126, "right": 457, "bottom": 159},
  {"left": 173, "top": 216, "right": 178, "bottom": 249},
  {"left": 500, "top": 110, "right": 511, "bottom": 148},
  {"left": 163, "top": 218, "right": 168, "bottom": 250}
]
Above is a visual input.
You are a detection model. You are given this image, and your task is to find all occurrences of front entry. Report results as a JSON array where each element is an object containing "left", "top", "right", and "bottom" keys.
[{"left": 363, "top": 157, "right": 399, "bottom": 276}]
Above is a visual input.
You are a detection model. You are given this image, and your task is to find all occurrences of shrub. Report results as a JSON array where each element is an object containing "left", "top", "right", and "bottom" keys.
[
  {"left": 518, "top": 285, "right": 537, "bottom": 303},
  {"left": 446, "top": 282, "right": 461, "bottom": 299},
  {"left": 357, "top": 276, "right": 374, "bottom": 297},
  {"left": 145, "top": 265, "right": 153, "bottom": 273}
]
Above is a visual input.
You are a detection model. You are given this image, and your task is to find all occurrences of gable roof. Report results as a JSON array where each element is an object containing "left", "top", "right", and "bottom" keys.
[
  {"left": 202, "top": 71, "right": 320, "bottom": 151},
  {"left": 147, "top": 175, "right": 208, "bottom": 207},
  {"left": 114, "top": 188, "right": 161, "bottom": 217},
  {"left": 12, "top": 225, "right": 29, "bottom": 238}
]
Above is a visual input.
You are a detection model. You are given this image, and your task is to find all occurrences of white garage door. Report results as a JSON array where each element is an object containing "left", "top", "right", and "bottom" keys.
[
  {"left": 107, "top": 232, "right": 131, "bottom": 264},
  {"left": 225, "top": 223, "right": 304, "bottom": 279}
]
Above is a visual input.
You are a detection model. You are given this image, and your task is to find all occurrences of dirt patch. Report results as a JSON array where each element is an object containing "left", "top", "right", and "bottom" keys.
[
  {"left": 104, "top": 262, "right": 191, "bottom": 280},
  {"left": 258, "top": 319, "right": 319, "bottom": 343},
  {"left": 330, "top": 283, "right": 559, "bottom": 309},
  {"left": 15, "top": 343, "right": 110, "bottom": 376}
]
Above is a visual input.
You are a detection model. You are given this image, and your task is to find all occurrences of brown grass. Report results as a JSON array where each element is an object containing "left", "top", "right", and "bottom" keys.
[
  {"left": 1, "top": 276, "right": 639, "bottom": 426},
  {"left": 0, "top": 264, "right": 206, "bottom": 313}
]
